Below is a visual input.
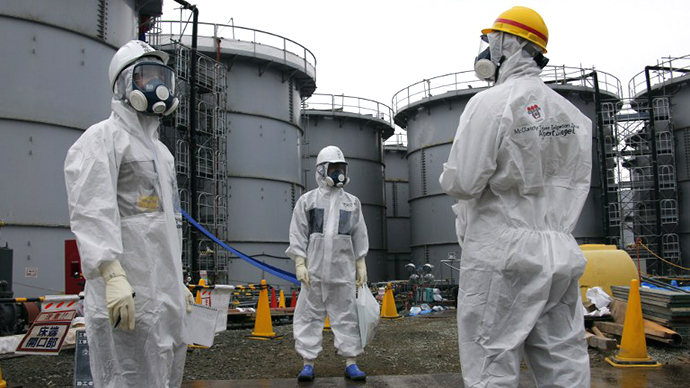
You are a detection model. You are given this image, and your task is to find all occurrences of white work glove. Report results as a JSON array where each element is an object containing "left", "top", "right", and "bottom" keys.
[
  {"left": 184, "top": 285, "right": 195, "bottom": 313},
  {"left": 295, "top": 256, "right": 310, "bottom": 287},
  {"left": 356, "top": 257, "right": 368, "bottom": 289},
  {"left": 99, "top": 260, "right": 136, "bottom": 331}
]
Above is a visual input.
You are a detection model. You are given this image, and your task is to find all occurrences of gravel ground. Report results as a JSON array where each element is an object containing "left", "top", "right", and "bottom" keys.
[{"left": 2, "top": 310, "right": 689, "bottom": 387}]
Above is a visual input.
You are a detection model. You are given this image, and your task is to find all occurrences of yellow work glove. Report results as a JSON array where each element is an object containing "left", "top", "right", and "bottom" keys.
[
  {"left": 184, "top": 285, "right": 195, "bottom": 313},
  {"left": 99, "top": 260, "right": 135, "bottom": 331},
  {"left": 295, "top": 256, "right": 310, "bottom": 287},
  {"left": 356, "top": 257, "right": 367, "bottom": 289}
]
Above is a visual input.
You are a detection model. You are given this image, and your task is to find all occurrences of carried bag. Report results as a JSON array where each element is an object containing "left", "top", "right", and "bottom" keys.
[{"left": 356, "top": 284, "right": 380, "bottom": 348}]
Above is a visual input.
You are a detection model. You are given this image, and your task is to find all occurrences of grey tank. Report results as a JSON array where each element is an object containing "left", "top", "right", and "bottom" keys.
[
  {"left": 154, "top": 22, "right": 316, "bottom": 288},
  {"left": 392, "top": 67, "right": 620, "bottom": 280},
  {"left": 0, "top": 0, "right": 154, "bottom": 298},
  {"left": 300, "top": 94, "right": 395, "bottom": 282},
  {"left": 384, "top": 143, "right": 411, "bottom": 280}
]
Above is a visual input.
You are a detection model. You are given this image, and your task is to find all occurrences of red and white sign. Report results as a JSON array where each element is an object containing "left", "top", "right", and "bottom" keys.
[{"left": 15, "top": 297, "right": 79, "bottom": 355}]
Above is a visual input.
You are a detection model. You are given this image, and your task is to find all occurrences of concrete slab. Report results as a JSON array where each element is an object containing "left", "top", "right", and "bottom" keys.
[{"left": 181, "top": 365, "right": 690, "bottom": 387}]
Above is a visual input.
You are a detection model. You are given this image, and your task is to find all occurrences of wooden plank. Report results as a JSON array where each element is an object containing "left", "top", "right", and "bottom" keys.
[
  {"left": 594, "top": 321, "right": 683, "bottom": 347},
  {"left": 587, "top": 332, "right": 617, "bottom": 350}
]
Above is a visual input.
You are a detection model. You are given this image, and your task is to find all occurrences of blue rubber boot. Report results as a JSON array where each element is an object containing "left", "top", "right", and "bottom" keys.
[
  {"left": 297, "top": 365, "right": 315, "bottom": 381},
  {"left": 344, "top": 364, "right": 366, "bottom": 381}
]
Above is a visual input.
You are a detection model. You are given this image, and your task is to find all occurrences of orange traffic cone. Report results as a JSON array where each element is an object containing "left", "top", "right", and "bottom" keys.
[
  {"left": 278, "top": 289, "right": 286, "bottom": 308},
  {"left": 323, "top": 316, "right": 332, "bottom": 331},
  {"left": 606, "top": 279, "right": 661, "bottom": 368},
  {"left": 270, "top": 286, "right": 278, "bottom": 308},
  {"left": 290, "top": 290, "right": 298, "bottom": 308},
  {"left": 195, "top": 278, "right": 207, "bottom": 304},
  {"left": 247, "top": 279, "right": 283, "bottom": 340},
  {"left": 381, "top": 283, "right": 402, "bottom": 319},
  {"left": 1, "top": 365, "right": 7, "bottom": 388}
]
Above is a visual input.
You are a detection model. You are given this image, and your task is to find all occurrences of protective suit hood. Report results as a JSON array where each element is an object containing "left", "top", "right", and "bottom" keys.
[{"left": 494, "top": 33, "right": 542, "bottom": 85}]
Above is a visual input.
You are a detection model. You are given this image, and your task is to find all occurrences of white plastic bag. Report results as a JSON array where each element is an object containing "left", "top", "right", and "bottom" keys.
[
  {"left": 356, "top": 284, "right": 380, "bottom": 348},
  {"left": 586, "top": 287, "right": 612, "bottom": 309}
]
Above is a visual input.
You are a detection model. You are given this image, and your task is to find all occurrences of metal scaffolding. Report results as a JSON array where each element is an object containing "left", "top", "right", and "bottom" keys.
[
  {"left": 600, "top": 93, "right": 680, "bottom": 276},
  {"left": 151, "top": 40, "right": 230, "bottom": 284}
]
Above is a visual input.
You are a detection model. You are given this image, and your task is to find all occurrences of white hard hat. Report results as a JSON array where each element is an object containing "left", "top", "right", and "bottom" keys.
[
  {"left": 108, "top": 40, "right": 169, "bottom": 90},
  {"left": 316, "top": 145, "right": 347, "bottom": 166}
]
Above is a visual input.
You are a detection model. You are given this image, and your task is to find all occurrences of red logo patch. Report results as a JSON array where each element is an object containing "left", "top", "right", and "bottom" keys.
[{"left": 527, "top": 104, "right": 542, "bottom": 120}]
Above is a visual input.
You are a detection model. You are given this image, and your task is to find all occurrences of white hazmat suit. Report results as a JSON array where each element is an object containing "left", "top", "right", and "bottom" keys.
[
  {"left": 64, "top": 45, "right": 188, "bottom": 387},
  {"left": 286, "top": 149, "right": 369, "bottom": 361},
  {"left": 439, "top": 33, "right": 592, "bottom": 387}
]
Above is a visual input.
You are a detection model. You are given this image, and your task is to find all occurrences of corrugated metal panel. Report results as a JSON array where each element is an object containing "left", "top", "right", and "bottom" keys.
[
  {"left": 0, "top": 0, "right": 140, "bottom": 46},
  {"left": 384, "top": 146, "right": 411, "bottom": 280}
]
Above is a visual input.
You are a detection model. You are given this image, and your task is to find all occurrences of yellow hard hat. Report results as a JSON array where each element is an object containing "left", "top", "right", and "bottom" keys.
[{"left": 482, "top": 6, "right": 548, "bottom": 53}]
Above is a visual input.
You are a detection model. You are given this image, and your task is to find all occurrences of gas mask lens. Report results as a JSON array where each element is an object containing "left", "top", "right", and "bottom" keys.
[
  {"left": 478, "top": 34, "right": 490, "bottom": 57},
  {"left": 132, "top": 64, "right": 175, "bottom": 95}
]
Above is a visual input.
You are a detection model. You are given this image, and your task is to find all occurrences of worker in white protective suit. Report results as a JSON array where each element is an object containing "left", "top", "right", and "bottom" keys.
[
  {"left": 439, "top": 6, "right": 592, "bottom": 388},
  {"left": 286, "top": 145, "right": 369, "bottom": 382},
  {"left": 64, "top": 40, "right": 194, "bottom": 388}
]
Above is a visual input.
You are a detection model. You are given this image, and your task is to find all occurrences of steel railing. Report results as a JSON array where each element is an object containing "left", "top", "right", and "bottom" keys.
[
  {"left": 392, "top": 65, "right": 623, "bottom": 114},
  {"left": 302, "top": 93, "right": 394, "bottom": 127},
  {"left": 150, "top": 20, "right": 316, "bottom": 82}
]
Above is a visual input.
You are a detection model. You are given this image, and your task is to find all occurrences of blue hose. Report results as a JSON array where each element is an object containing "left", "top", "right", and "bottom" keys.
[{"left": 180, "top": 209, "right": 299, "bottom": 284}]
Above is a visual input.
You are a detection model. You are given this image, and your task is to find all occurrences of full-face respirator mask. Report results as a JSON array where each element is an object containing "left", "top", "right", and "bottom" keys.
[
  {"left": 319, "top": 162, "right": 349, "bottom": 188},
  {"left": 474, "top": 33, "right": 504, "bottom": 82},
  {"left": 127, "top": 62, "right": 179, "bottom": 116},
  {"left": 474, "top": 32, "right": 549, "bottom": 82}
]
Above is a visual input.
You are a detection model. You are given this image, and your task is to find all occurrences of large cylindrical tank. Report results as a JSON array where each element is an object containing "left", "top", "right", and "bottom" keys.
[
  {"left": 300, "top": 94, "right": 394, "bottom": 282},
  {"left": 384, "top": 142, "right": 411, "bottom": 280},
  {"left": 154, "top": 22, "right": 316, "bottom": 287},
  {"left": 392, "top": 67, "right": 620, "bottom": 281},
  {"left": 0, "top": 1, "right": 158, "bottom": 297},
  {"left": 631, "top": 56, "right": 690, "bottom": 269}
]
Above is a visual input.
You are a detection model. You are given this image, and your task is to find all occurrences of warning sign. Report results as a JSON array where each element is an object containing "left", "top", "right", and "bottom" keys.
[
  {"left": 15, "top": 309, "right": 76, "bottom": 355},
  {"left": 199, "top": 288, "right": 212, "bottom": 306}
]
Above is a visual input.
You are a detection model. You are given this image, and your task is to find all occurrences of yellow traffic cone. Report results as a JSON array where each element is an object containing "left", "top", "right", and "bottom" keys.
[
  {"left": 606, "top": 279, "right": 661, "bottom": 368},
  {"left": 323, "top": 316, "right": 332, "bottom": 331},
  {"left": 247, "top": 279, "right": 283, "bottom": 340},
  {"left": 381, "top": 283, "right": 402, "bottom": 319},
  {"left": 195, "top": 278, "right": 207, "bottom": 304},
  {"left": 279, "top": 289, "right": 286, "bottom": 308},
  {"left": 0, "top": 365, "right": 7, "bottom": 388}
]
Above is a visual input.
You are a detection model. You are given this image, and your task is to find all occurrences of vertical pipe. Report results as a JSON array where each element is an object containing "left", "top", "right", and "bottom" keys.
[
  {"left": 592, "top": 71, "right": 611, "bottom": 243},
  {"left": 174, "top": 0, "right": 200, "bottom": 282},
  {"left": 645, "top": 66, "right": 663, "bottom": 264},
  {"left": 189, "top": 6, "right": 199, "bottom": 283}
]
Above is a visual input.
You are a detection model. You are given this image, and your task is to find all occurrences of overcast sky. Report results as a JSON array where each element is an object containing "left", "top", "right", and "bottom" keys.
[{"left": 161, "top": 0, "right": 689, "bottom": 136}]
